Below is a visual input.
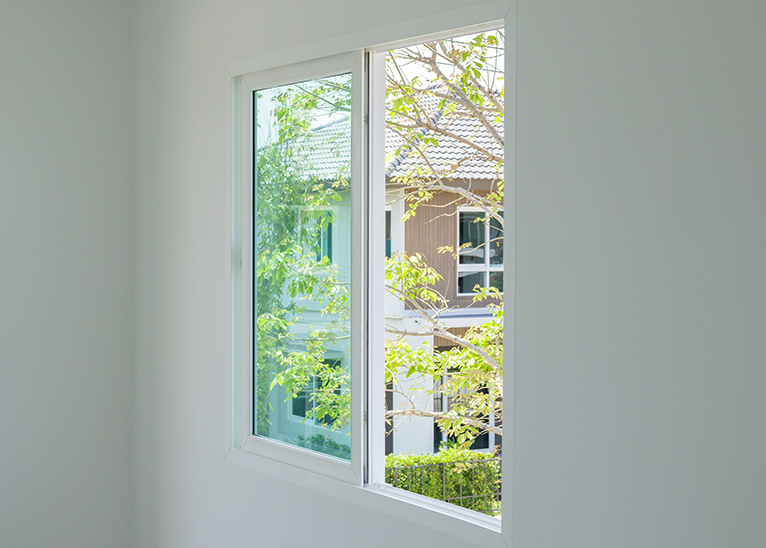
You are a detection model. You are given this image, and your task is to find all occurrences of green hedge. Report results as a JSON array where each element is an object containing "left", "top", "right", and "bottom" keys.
[{"left": 385, "top": 448, "right": 501, "bottom": 516}]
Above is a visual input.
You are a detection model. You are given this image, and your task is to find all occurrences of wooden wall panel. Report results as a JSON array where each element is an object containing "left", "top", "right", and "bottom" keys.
[{"left": 399, "top": 181, "right": 495, "bottom": 309}]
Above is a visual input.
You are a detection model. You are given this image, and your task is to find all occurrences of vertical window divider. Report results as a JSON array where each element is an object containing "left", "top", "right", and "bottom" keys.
[
  {"left": 348, "top": 49, "right": 366, "bottom": 487},
  {"left": 365, "top": 50, "right": 388, "bottom": 487}
]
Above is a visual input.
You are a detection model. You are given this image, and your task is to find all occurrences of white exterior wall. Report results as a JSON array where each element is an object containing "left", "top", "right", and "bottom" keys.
[
  {"left": 123, "top": 0, "right": 761, "bottom": 547},
  {"left": 0, "top": 1, "right": 134, "bottom": 547},
  {"left": 389, "top": 331, "right": 437, "bottom": 455},
  {"left": 385, "top": 189, "right": 434, "bottom": 455}
]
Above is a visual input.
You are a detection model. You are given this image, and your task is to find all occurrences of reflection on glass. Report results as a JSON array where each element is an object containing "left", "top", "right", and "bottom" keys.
[
  {"left": 489, "top": 211, "right": 503, "bottom": 266},
  {"left": 253, "top": 73, "right": 352, "bottom": 460},
  {"left": 458, "top": 271, "right": 485, "bottom": 294},
  {"left": 458, "top": 212, "right": 486, "bottom": 264},
  {"left": 489, "top": 271, "right": 503, "bottom": 292}
]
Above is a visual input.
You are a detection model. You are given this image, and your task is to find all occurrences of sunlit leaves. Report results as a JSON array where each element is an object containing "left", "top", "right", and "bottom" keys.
[
  {"left": 384, "top": 30, "right": 505, "bottom": 448},
  {"left": 255, "top": 74, "right": 353, "bottom": 435}
]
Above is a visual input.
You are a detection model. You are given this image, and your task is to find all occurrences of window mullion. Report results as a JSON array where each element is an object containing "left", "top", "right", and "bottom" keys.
[{"left": 365, "top": 50, "right": 388, "bottom": 487}]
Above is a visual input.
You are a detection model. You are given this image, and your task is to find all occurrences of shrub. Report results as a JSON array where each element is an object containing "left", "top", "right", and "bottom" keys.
[{"left": 385, "top": 448, "right": 501, "bottom": 516}]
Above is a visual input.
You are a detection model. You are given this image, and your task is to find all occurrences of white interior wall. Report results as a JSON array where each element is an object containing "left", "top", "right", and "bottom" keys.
[
  {"left": 5, "top": 0, "right": 762, "bottom": 547},
  {"left": 132, "top": 1, "right": 501, "bottom": 546},
  {"left": 128, "top": 0, "right": 765, "bottom": 547},
  {"left": 513, "top": 1, "right": 766, "bottom": 546},
  {"left": 0, "top": 1, "right": 134, "bottom": 547}
]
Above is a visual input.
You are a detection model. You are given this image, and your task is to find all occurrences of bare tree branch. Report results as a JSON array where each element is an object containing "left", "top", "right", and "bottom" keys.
[{"left": 385, "top": 408, "right": 501, "bottom": 436}]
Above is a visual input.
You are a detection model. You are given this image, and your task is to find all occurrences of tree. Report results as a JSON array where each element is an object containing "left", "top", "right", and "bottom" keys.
[
  {"left": 253, "top": 75, "right": 353, "bottom": 437},
  {"left": 254, "top": 29, "right": 505, "bottom": 449},
  {"left": 384, "top": 30, "right": 505, "bottom": 446}
]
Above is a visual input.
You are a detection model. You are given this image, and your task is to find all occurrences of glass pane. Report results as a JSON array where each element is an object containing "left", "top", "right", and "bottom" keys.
[
  {"left": 489, "top": 210, "right": 503, "bottom": 266},
  {"left": 384, "top": 28, "right": 504, "bottom": 518},
  {"left": 253, "top": 73, "right": 352, "bottom": 461},
  {"left": 457, "top": 271, "right": 486, "bottom": 294},
  {"left": 458, "top": 211, "right": 486, "bottom": 264},
  {"left": 489, "top": 271, "right": 503, "bottom": 292},
  {"left": 316, "top": 213, "right": 333, "bottom": 262}
]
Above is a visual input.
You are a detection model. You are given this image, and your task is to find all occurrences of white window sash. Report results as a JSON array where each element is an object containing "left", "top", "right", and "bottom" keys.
[{"left": 231, "top": 50, "right": 365, "bottom": 486}]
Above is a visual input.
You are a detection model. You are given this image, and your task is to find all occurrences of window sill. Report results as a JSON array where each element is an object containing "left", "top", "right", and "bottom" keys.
[{"left": 225, "top": 446, "right": 508, "bottom": 547}]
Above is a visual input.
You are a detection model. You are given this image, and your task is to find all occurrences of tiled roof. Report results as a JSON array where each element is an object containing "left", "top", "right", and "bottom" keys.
[
  {"left": 302, "top": 117, "right": 351, "bottom": 181},
  {"left": 294, "top": 92, "right": 504, "bottom": 182},
  {"left": 385, "top": 92, "right": 504, "bottom": 181}
]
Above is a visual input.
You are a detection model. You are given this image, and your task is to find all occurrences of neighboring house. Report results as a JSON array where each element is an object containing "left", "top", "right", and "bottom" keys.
[
  {"left": 266, "top": 91, "right": 504, "bottom": 456},
  {"left": 255, "top": 111, "right": 355, "bottom": 457},
  {"left": 384, "top": 94, "right": 504, "bottom": 455}
]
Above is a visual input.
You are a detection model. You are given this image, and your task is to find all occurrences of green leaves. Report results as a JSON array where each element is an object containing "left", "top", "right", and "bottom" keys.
[
  {"left": 385, "top": 447, "right": 501, "bottom": 515},
  {"left": 385, "top": 248, "right": 503, "bottom": 448},
  {"left": 254, "top": 74, "right": 352, "bottom": 435},
  {"left": 385, "top": 251, "right": 445, "bottom": 308}
]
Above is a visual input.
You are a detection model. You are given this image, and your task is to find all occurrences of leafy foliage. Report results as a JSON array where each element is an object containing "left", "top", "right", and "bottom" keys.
[
  {"left": 385, "top": 448, "right": 501, "bottom": 516},
  {"left": 254, "top": 75, "right": 352, "bottom": 435},
  {"left": 386, "top": 30, "right": 504, "bottom": 224},
  {"left": 255, "top": 31, "right": 506, "bottom": 452},
  {"left": 383, "top": 29, "right": 505, "bottom": 448}
]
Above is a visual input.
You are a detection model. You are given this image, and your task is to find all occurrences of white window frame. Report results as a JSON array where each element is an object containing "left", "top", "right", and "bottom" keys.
[
  {"left": 224, "top": 3, "right": 515, "bottom": 545},
  {"left": 456, "top": 207, "right": 505, "bottom": 296},
  {"left": 228, "top": 50, "right": 365, "bottom": 486}
]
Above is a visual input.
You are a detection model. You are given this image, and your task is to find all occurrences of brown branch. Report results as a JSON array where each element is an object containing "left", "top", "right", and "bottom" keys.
[
  {"left": 437, "top": 41, "right": 505, "bottom": 117},
  {"left": 416, "top": 45, "right": 504, "bottom": 150},
  {"left": 384, "top": 324, "right": 501, "bottom": 376},
  {"left": 387, "top": 126, "right": 503, "bottom": 226},
  {"left": 385, "top": 408, "right": 502, "bottom": 436}
]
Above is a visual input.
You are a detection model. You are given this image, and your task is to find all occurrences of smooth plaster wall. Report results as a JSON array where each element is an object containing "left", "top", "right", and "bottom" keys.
[
  {"left": 132, "top": 1, "right": 766, "bottom": 547},
  {"left": 513, "top": 2, "right": 766, "bottom": 546},
  {"left": 0, "top": 1, "right": 134, "bottom": 547}
]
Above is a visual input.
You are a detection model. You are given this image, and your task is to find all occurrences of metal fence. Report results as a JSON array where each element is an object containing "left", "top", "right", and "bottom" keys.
[{"left": 385, "top": 457, "right": 501, "bottom": 516}]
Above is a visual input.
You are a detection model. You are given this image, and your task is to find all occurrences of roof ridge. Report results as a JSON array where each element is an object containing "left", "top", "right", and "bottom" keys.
[
  {"left": 385, "top": 107, "right": 443, "bottom": 177},
  {"left": 310, "top": 115, "right": 350, "bottom": 132}
]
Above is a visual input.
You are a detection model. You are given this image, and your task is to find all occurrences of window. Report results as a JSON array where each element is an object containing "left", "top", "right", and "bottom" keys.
[
  {"left": 252, "top": 71, "right": 354, "bottom": 461},
  {"left": 317, "top": 213, "right": 333, "bottom": 262},
  {"left": 226, "top": 8, "right": 512, "bottom": 543},
  {"left": 227, "top": 50, "right": 364, "bottom": 484},
  {"left": 457, "top": 209, "right": 504, "bottom": 294}
]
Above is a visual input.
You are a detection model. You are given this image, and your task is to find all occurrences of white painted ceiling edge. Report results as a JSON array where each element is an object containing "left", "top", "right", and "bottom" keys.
[{"left": 226, "top": 0, "right": 513, "bottom": 76}]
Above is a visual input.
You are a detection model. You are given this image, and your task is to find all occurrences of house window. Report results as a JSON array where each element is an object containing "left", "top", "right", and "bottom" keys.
[
  {"left": 307, "top": 210, "right": 334, "bottom": 262},
  {"left": 457, "top": 209, "right": 504, "bottom": 295},
  {"left": 290, "top": 360, "right": 342, "bottom": 425},
  {"left": 318, "top": 216, "right": 333, "bottom": 262}
]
